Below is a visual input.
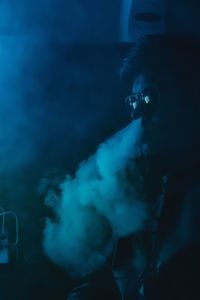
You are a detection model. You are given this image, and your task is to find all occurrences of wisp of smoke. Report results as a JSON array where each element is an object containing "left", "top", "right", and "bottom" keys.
[{"left": 43, "top": 118, "right": 149, "bottom": 277}]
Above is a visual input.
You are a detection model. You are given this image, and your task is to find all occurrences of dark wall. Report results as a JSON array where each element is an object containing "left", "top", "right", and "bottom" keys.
[{"left": 0, "top": 0, "right": 121, "bottom": 42}]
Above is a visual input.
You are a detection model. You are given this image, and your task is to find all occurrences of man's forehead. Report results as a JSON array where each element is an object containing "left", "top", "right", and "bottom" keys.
[{"left": 132, "top": 74, "right": 147, "bottom": 93}]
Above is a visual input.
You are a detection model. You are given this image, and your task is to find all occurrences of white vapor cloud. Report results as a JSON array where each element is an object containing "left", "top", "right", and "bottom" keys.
[{"left": 43, "top": 118, "right": 149, "bottom": 277}]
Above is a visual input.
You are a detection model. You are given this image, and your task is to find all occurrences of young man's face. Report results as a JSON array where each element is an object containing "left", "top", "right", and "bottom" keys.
[{"left": 131, "top": 73, "right": 197, "bottom": 172}]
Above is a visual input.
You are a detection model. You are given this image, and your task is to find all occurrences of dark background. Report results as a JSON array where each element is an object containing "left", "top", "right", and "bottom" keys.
[
  {"left": 0, "top": 41, "right": 131, "bottom": 299},
  {"left": 0, "top": 0, "right": 200, "bottom": 299}
]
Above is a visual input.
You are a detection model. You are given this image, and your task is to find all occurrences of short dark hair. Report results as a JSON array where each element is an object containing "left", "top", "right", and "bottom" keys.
[{"left": 121, "top": 35, "right": 200, "bottom": 105}]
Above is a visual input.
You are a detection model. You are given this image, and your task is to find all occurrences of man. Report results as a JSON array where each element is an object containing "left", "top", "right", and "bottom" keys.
[
  {"left": 121, "top": 35, "right": 200, "bottom": 299},
  {"left": 67, "top": 35, "right": 200, "bottom": 300}
]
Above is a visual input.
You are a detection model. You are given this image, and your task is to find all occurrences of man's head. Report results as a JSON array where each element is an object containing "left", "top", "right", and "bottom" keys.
[{"left": 121, "top": 35, "right": 200, "bottom": 173}]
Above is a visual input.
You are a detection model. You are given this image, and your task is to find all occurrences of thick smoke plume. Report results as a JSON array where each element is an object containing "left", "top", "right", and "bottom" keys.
[{"left": 43, "top": 118, "right": 149, "bottom": 277}]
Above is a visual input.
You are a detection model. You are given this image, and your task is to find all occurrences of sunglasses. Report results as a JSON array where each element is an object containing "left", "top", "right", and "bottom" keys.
[{"left": 125, "top": 85, "right": 160, "bottom": 120}]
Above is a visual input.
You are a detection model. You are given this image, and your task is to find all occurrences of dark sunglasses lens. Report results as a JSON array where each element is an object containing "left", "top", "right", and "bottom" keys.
[{"left": 141, "top": 86, "right": 159, "bottom": 104}]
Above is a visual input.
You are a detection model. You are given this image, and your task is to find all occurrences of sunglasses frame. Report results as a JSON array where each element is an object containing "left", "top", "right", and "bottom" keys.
[{"left": 125, "top": 84, "right": 160, "bottom": 119}]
